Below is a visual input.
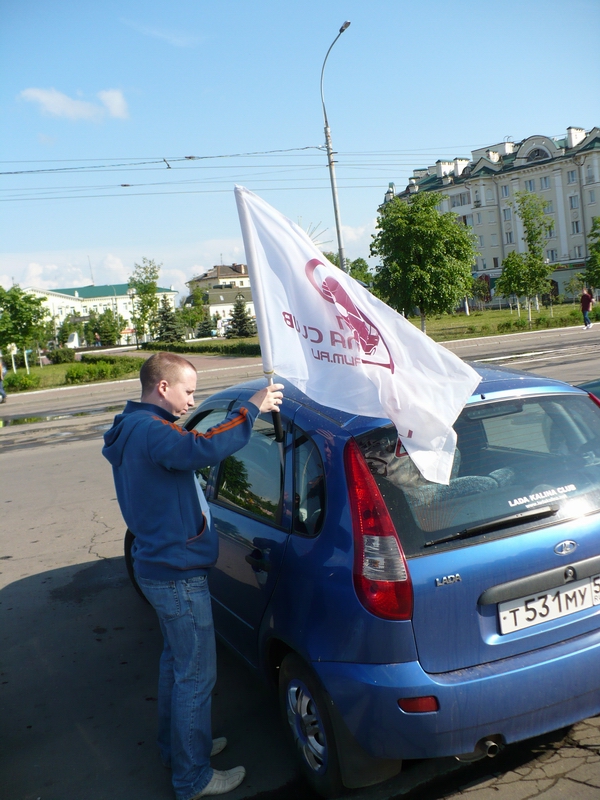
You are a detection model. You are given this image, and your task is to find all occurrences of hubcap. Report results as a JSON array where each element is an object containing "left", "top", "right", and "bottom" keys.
[{"left": 286, "top": 679, "right": 328, "bottom": 774}]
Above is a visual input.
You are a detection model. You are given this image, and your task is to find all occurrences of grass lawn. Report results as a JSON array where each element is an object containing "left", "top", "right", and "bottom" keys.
[
  {"left": 5, "top": 361, "right": 141, "bottom": 392},
  {"left": 414, "top": 302, "right": 584, "bottom": 341}
]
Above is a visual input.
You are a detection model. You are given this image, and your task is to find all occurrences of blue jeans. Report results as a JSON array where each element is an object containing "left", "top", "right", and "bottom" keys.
[
  {"left": 584, "top": 310, "right": 591, "bottom": 327},
  {"left": 137, "top": 574, "right": 216, "bottom": 800}
]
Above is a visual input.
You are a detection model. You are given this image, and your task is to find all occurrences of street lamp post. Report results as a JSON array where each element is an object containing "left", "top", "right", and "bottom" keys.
[{"left": 320, "top": 21, "right": 350, "bottom": 273}]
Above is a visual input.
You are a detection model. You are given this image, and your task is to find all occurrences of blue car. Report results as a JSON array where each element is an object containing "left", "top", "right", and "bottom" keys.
[{"left": 126, "top": 364, "right": 600, "bottom": 797}]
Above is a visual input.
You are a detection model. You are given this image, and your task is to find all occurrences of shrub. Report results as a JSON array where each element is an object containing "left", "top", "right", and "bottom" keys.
[
  {"left": 142, "top": 340, "right": 261, "bottom": 357},
  {"left": 513, "top": 318, "right": 528, "bottom": 330},
  {"left": 80, "top": 354, "right": 142, "bottom": 371},
  {"left": 534, "top": 315, "right": 549, "bottom": 328},
  {"left": 497, "top": 321, "right": 513, "bottom": 333},
  {"left": 47, "top": 347, "right": 76, "bottom": 364},
  {"left": 64, "top": 358, "right": 140, "bottom": 385},
  {"left": 480, "top": 324, "right": 490, "bottom": 334},
  {"left": 4, "top": 371, "right": 41, "bottom": 392}
]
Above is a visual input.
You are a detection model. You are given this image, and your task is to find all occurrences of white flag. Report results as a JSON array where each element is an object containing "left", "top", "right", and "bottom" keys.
[{"left": 235, "top": 186, "right": 480, "bottom": 484}]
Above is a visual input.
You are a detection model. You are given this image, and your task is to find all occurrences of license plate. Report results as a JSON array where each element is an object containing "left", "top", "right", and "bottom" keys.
[{"left": 498, "top": 574, "right": 600, "bottom": 634}]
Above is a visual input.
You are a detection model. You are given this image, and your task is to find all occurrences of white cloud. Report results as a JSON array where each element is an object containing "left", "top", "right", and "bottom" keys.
[
  {"left": 98, "top": 89, "right": 128, "bottom": 119},
  {"left": 20, "top": 88, "right": 101, "bottom": 120},
  {"left": 120, "top": 18, "right": 200, "bottom": 47},
  {"left": 20, "top": 88, "right": 128, "bottom": 121}
]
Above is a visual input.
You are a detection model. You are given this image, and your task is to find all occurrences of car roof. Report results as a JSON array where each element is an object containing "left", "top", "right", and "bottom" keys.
[{"left": 202, "top": 362, "right": 584, "bottom": 431}]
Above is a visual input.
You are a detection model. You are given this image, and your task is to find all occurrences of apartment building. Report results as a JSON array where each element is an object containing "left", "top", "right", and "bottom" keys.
[{"left": 385, "top": 126, "right": 600, "bottom": 295}]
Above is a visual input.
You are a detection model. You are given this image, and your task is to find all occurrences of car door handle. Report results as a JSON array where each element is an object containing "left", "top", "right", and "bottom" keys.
[{"left": 245, "top": 550, "right": 271, "bottom": 572}]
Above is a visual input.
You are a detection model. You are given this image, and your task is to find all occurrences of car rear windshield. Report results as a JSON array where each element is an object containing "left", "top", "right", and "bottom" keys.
[{"left": 357, "top": 392, "right": 600, "bottom": 555}]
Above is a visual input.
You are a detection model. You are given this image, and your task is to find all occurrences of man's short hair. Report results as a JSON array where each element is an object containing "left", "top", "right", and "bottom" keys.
[{"left": 140, "top": 352, "right": 196, "bottom": 395}]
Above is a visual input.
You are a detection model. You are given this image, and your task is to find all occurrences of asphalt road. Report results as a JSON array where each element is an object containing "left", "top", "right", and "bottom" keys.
[{"left": 2, "top": 335, "right": 600, "bottom": 800}]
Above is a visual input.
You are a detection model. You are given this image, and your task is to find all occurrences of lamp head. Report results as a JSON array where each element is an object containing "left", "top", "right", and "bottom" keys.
[{"left": 339, "top": 21, "right": 351, "bottom": 33}]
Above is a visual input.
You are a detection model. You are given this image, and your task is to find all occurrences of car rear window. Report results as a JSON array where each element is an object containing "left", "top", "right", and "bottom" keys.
[{"left": 357, "top": 393, "right": 600, "bottom": 555}]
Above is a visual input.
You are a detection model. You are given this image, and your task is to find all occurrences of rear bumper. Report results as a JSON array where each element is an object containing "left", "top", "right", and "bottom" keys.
[{"left": 313, "top": 627, "right": 600, "bottom": 760}]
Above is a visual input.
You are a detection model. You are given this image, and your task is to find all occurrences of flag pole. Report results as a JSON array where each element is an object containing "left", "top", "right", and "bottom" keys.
[{"left": 235, "top": 186, "right": 284, "bottom": 442}]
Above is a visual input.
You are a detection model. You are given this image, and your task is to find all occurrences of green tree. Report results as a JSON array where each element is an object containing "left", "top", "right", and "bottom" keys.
[
  {"left": 0, "top": 285, "right": 49, "bottom": 353},
  {"left": 225, "top": 296, "right": 256, "bottom": 338},
  {"left": 179, "top": 286, "right": 208, "bottom": 336},
  {"left": 585, "top": 217, "right": 600, "bottom": 289},
  {"left": 128, "top": 257, "right": 161, "bottom": 343},
  {"left": 471, "top": 276, "right": 491, "bottom": 310},
  {"left": 84, "top": 309, "right": 126, "bottom": 347},
  {"left": 495, "top": 251, "right": 527, "bottom": 315},
  {"left": 323, "top": 252, "right": 373, "bottom": 285},
  {"left": 197, "top": 316, "right": 214, "bottom": 338},
  {"left": 57, "top": 314, "right": 85, "bottom": 346},
  {"left": 369, "top": 192, "right": 477, "bottom": 332},
  {"left": 565, "top": 274, "right": 586, "bottom": 303},
  {"left": 509, "top": 190, "right": 554, "bottom": 323},
  {"left": 156, "top": 295, "right": 185, "bottom": 342}
]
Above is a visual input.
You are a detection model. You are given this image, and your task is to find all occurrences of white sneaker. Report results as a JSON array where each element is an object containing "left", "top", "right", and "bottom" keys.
[
  {"left": 210, "top": 737, "right": 227, "bottom": 757},
  {"left": 589, "top": 323, "right": 594, "bottom": 329},
  {"left": 192, "top": 766, "right": 246, "bottom": 797}
]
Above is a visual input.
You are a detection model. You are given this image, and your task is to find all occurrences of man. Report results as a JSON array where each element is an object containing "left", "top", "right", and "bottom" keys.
[
  {"left": 581, "top": 288, "right": 594, "bottom": 330},
  {"left": 0, "top": 356, "right": 6, "bottom": 403},
  {"left": 102, "top": 352, "right": 283, "bottom": 799}
]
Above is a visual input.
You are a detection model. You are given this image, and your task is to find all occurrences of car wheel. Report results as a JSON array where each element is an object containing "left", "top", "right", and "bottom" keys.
[
  {"left": 279, "top": 653, "right": 344, "bottom": 798},
  {"left": 124, "top": 529, "right": 149, "bottom": 604}
]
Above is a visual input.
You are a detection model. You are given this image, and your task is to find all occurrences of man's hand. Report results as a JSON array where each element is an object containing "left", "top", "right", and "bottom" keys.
[{"left": 249, "top": 383, "right": 284, "bottom": 413}]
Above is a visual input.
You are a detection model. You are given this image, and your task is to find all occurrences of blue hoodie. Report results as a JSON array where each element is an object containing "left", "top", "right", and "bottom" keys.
[{"left": 102, "top": 399, "right": 259, "bottom": 581}]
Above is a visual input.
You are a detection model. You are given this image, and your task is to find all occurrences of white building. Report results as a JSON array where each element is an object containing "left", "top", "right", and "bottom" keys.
[
  {"left": 385, "top": 126, "right": 600, "bottom": 296},
  {"left": 186, "top": 264, "right": 255, "bottom": 331},
  {"left": 25, "top": 283, "right": 177, "bottom": 342}
]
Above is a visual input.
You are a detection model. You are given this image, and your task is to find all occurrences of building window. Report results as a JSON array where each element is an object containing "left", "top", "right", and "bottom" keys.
[
  {"left": 586, "top": 166, "right": 594, "bottom": 184},
  {"left": 569, "top": 195, "right": 580, "bottom": 209},
  {"left": 544, "top": 200, "right": 554, "bottom": 214},
  {"left": 493, "top": 257, "right": 500, "bottom": 268},
  {"left": 485, "top": 188, "right": 493, "bottom": 201},
  {"left": 505, "top": 231, "right": 514, "bottom": 244},
  {"left": 480, "top": 259, "right": 487, "bottom": 270},
  {"left": 546, "top": 226, "right": 555, "bottom": 239},
  {"left": 567, "top": 170, "right": 577, "bottom": 184},
  {"left": 540, "top": 176, "right": 550, "bottom": 190},
  {"left": 572, "top": 220, "right": 581, "bottom": 234},
  {"left": 451, "top": 191, "right": 471, "bottom": 208},
  {"left": 501, "top": 185, "right": 510, "bottom": 198},
  {"left": 490, "top": 233, "right": 498, "bottom": 246},
  {"left": 574, "top": 245, "right": 584, "bottom": 258},
  {"left": 478, "top": 235, "right": 485, "bottom": 247},
  {"left": 546, "top": 249, "right": 558, "bottom": 262},
  {"left": 487, "top": 211, "right": 495, "bottom": 224},
  {"left": 503, "top": 207, "right": 512, "bottom": 221},
  {"left": 524, "top": 179, "right": 535, "bottom": 192},
  {"left": 590, "top": 190, "right": 596, "bottom": 204},
  {"left": 476, "top": 212, "right": 482, "bottom": 225}
]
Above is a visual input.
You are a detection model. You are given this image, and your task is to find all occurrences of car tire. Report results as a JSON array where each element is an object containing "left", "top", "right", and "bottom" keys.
[
  {"left": 123, "top": 529, "right": 149, "bottom": 604},
  {"left": 279, "top": 652, "right": 344, "bottom": 798}
]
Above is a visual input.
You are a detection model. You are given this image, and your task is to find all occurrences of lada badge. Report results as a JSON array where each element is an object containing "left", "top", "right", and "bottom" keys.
[{"left": 554, "top": 540, "right": 577, "bottom": 556}]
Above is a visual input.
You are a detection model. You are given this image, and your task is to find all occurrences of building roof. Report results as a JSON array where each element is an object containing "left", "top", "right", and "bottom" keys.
[
  {"left": 51, "top": 283, "right": 176, "bottom": 298},
  {"left": 187, "top": 264, "right": 248, "bottom": 286}
]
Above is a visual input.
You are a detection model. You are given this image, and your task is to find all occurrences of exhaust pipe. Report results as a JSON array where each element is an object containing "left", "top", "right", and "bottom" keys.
[{"left": 454, "top": 736, "right": 503, "bottom": 763}]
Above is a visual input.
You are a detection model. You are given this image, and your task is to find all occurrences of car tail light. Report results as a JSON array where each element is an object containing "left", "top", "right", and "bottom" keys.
[
  {"left": 398, "top": 696, "right": 439, "bottom": 713},
  {"left": 344, "top": 439, "right": 413, "bottom": 621}
]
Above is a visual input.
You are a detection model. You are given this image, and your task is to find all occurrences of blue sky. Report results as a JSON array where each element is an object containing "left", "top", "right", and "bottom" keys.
[{"left": 1, "top": 0, "right": 599, "bottom": 301}]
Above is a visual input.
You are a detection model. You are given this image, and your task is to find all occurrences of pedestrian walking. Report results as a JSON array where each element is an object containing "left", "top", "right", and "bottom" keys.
[
  {"left": 102, "top": 352, "right": 283, "bottom": 799},
  {"left": 581, "top": 288, "right": 594, "bottom": 329},
  {"left": 0, "top": 357, "right": 7, "bottom": 404}
]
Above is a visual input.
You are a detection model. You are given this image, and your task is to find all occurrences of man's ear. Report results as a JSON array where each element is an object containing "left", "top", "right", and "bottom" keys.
[{"left": 157, "top": 379, "right": 170, "bottom": 398}]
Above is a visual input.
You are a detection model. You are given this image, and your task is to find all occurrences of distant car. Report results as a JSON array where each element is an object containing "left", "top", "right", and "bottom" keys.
[{"left": 126, "top": 365, "right": 600, "bottom": 797}]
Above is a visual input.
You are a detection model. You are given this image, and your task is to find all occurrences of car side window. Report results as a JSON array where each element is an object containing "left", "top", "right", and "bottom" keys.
[
  {"left": 192, "top": 408, "right": 230, "bottom": 491},
  {"left": 293, "top": 428, "right": 325, "bottom": 537},
  {"left": 214, "top": 415, "right": 284, "bottom": 524}
]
